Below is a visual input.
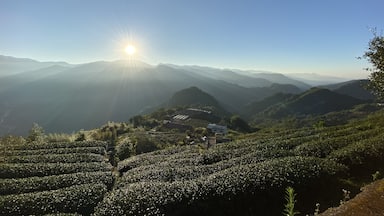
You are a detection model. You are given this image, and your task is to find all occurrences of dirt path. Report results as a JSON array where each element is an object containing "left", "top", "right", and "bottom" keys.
[{"left": 320, "top": 179, "right": 384, "bottom": 216}]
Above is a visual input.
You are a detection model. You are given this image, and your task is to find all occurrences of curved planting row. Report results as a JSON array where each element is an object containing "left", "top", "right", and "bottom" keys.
[
  {"left": 0, "top": 183, "right": 107, "bottom": 215},
  {"left": 2, "top": 153, "right": 105, "bottom": 163},
  {"left": 117, "top": 138, "right": 295, "bottom": 174},
  {"left": 95, "top": 157, "right": 346, "bottom": 216},
  {"left": 0, "top": 162, "right": 112, "bottom": 179},
  {"left": 104, "top": 111, "right": 384, "bottom": 215},
  {"left": 117, "top": 148, "right": 294, "bottom": 186},
  {"left": 7, "top": 140, "right": 109, "bottom": 151},
  {"left": 294, "top": 127, "right": 384, "bottom": 158},
  {"left": 0, "top": 171, "right": 113, "bottom": 195},
  {"left": 3, "top": 146, "right": 106, "bottom": 156},
  {"left": 328, "top": 134, "right": 384, "bottom": 170},
  {"left": 0, "top": 140, "right": 113, "bottom": 215}
]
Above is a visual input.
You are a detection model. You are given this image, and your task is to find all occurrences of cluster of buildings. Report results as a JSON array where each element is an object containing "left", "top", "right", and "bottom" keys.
[{"left": 162, "top": 108, "right": 229, "bottom": 147}]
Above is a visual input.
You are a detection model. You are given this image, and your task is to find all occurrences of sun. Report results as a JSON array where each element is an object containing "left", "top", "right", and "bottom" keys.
[{"left": 124, "top": 44, "right": 136, "bottom": 56}]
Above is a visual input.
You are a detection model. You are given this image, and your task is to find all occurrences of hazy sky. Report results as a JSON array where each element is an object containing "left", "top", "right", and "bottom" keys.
[{"left": 1, "top": 0, "right": 384, "bottom": 78}]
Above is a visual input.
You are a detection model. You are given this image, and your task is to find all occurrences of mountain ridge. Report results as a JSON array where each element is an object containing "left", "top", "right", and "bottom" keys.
[
  {"left": 259, "top": 88, "right": 366, "bottom": 118},
  {"left": 0, "top": 55, "right": 373, "bottom": 135}
]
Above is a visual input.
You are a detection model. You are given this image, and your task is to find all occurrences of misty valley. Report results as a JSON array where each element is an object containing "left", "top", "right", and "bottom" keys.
[
  {"left": 0, "top": 55, "right": 368, "bottom": 136},
  {"left": 1, "top": 54, "right": 384, "bottom": 215}
]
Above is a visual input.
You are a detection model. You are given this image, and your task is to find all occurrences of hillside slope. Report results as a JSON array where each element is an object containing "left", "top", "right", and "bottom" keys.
[
  {"left": 167, "top": 86, "right": 220, "bottom": 108},
  {"left": 334, "top": 80, "right": 375, "bottom": 101},
  {"left": 245, "top": 92, "right": 293, "bottom": 116},
  {"left": 320, "top": 179, "right": 384, "bottom": 216},
  {"left": 264, "top": 88, "right": 365, "bottom": 118}
]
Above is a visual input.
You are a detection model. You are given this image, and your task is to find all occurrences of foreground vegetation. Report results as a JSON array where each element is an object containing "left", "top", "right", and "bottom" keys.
[
  {"left": 96, "top": 109, "right": 384, "bottom": 215},
  {"left": 0, "top": 140, "right": 113, "bottom": 215},
  {"left": 1, "top": 109, "right": 384, "bottom": 215}
]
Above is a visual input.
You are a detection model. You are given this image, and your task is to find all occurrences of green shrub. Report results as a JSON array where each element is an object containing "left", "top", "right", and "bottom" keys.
[
  {"left": 117, "top": 146, "right": 191, "bottom": 173},
  {"left": 0, "top": 162, "right": 112, "bottom": 178},
  {"left": 328, "top": 135, "right": 384, "bottom": 165},
  {"left": 8, "top": 141, "right": 108, "bottom": 151},
  {"left": 3, "top": 146, "right": 106, "bottom": 156},
  {"left": 295, "top": 127, "right": 383, "bottom": 158},
  {"left": 3, "top": 153, "right": 104, "bottom": 163},
  {"left": 0, "top": 171, "right": 113, "bottom": 195},
  {"left": 96, "top": 157, "right": 346, "bottom": 216},
  {"left": 44, "top": 213, "right": 81, "bottom": 216},
  {"left": 0, "top": 183, "right": 107, "bottom": 215},
  {"left": 135, "top": 137, "right": 159, "bottom": 154},
  {"left": 116, "top": 141, "right": 135, "bottom": 161}
]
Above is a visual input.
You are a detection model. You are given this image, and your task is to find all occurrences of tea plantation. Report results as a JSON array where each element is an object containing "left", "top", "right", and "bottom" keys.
[
  {"left": 1, "top": 111, "right": 384, "bottom": 215},
  {"left": 97, "top": 111, "right": 384, "bottom": 215},
  {"left": 0, "top": 141, "right": 114, "bottom": 215}
]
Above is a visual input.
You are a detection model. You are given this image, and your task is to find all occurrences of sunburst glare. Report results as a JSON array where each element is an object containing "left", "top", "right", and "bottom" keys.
[{"left": 125, "top": 44, "right": 136, "bottom": 56}]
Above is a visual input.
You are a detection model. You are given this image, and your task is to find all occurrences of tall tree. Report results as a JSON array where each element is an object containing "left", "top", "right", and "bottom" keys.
[
  {"left": 27, "top": 123, "right": 46, "bottom": 143},
  {"left": 363, "top": 32, "right": 384, "bottom": 100}
]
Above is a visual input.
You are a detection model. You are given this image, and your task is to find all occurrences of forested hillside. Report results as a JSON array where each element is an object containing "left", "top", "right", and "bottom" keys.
[{"left": 248, "top": 88, "right": 367, "bottom": 121}]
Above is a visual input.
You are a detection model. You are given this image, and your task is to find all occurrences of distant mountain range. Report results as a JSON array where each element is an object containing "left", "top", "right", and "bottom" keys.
[
  {"left": 0, "top": 55, "right": 375, "bottom": 135},
  {"left": 285, "top": 73, "right": 350, "bottom": 86},
  {"left": 0, "top": 55, "right": 73, "bottom": 77}
]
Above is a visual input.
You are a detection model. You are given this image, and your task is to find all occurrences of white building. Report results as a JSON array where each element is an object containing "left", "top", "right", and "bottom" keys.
[{"left": 207, "top": 124, "right": 227, "bottom": 135}]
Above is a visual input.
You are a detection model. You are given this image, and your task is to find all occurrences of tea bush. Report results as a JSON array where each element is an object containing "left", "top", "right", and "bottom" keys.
[
  {"left": 0, "top": 162, "right": 112, "bottom": 178},
  {"left": 0, "top": 171, "right": 113, "bottom": 195},
  {"left": 96, "top": 157, "right": 345, "bottom": 216},
  {"left": 3, "top": 146, "right": 106, "bottom": 156},
  {"left": 0, "top": 183, "right": 107, "bottom": 215},
  {"left": 3, "top": 153, "right": 104, "bottom": 163},
  {"left": 8, "top": 140, "right": 108, "bottom": 151}
]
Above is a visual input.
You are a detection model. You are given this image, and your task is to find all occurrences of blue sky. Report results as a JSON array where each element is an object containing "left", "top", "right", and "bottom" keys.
[{"left": 1, "top": 0, "right": 384, "bottom": 78}]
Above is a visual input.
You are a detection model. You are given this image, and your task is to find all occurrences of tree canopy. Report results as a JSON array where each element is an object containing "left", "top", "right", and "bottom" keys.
[
  {"left": 26, "top": 123, "right": 46, "bottom": 143},
  {"left": 363, "top": 32, "right": 384, "bottom": 100}
]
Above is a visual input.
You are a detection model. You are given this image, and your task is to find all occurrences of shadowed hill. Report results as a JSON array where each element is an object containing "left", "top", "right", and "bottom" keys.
[
  {"left": 166, "top": 86, "right": 229, "bottom": 116},
  {"left": 322, "top": 80, "right": 375, "bottom": 100},
  {"left": 248, "top": 88, "right": 366, "bottom": 119},
  {"left": 245, "top": 93, "right": 294, "bottom": 116},
  {"left": 333, "top": 80, "right": 375, "bottom": 101},
  {"left": 167, "top": 86, "right": 220, "bottom": 108},
  {"left": 268, "top": 88, "right": 365, "bottom": 117}
]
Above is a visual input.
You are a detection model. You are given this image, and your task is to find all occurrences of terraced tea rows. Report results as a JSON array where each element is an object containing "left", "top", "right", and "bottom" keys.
[
  {"left": 0, "top": 140, "right": 113, "bottom": 215},
  {"left": 1, "top": 111, "right": 383, "bottom": 215},
  {"left": 94, "top": 111, "right": 384, "bottom": 216}
]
